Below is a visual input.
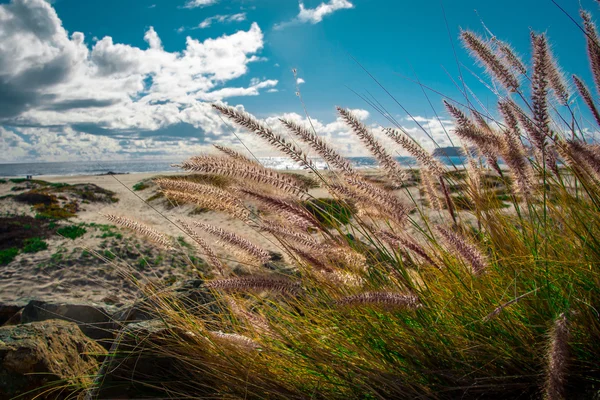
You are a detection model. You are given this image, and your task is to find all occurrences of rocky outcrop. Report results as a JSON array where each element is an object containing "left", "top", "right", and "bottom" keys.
[
  {"left": 0, "top": 303, "right": 24, "bottom": 326},
  {"left": 92, "top": 320, "right": 186, "bottom": 399},
  {"left": 21, "top": 300, "right": 117, "bottom": 346},
  {"left": 1, "top": 280, "right": 219, "bottom": 399},
  {"left": 0, "top": 320, "right": 103, "bottom": 399},
  {"left": 112, "top": 279, "right": 218, "bottom": 324},
  {"left": 91, "top": 281, "right": 220, "bottom": 399}
]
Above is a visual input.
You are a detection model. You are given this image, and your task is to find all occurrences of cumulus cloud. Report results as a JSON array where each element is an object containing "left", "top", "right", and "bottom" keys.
[
  {"left": 198, "top": 13, "right": 247, "bottom": 29},
  {"left": 0, "top": 0, "right": 281, "bottom": 161},
  {"left": 143, "top": 26, "right": 162, "bottom": 50},
  {"left": 0, "top": 0, "right": 452, "bottom": 163},
  {"left": 183, "top": 0, "right": 218, "bottom": 9},
  {"left": 198, "top": 79, "right": 278, "bottom": 101},
  {"left": 275, "top": 0, "right": 353, "bottom": 30}
]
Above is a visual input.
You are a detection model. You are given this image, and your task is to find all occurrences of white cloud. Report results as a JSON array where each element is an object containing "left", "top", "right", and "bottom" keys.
[
  {"left": 0, "top": 0, "right": 281, "bottom": 161},
  {"left": 2, "top": 106, "right": 455, "bottom": 162},
  {"left": 143, "top": 26, "right": 162, "bottom": 50},
  {"left": 298, "top": 0, "right": 354, "bottom": 24},
  {"left": 198, "top": 79, "right": 278, "bottom": 101},
  {"left": 198, "top": 13, "right": 247, "bottom": 29},
  {"left": 275, "top": 0, "right": 353, "bottom": 30},
  {"left": 0, "top": 0, "right": 454, "bottom": 163},
  {"left": 183, "top": 0, "right": 218, "bottom": 9},
  {"left": 0, "top": 0, "right": 274, "bottom": 126},
  {"left": 296, "top": 77, "right": 305, "bottom": 85}
]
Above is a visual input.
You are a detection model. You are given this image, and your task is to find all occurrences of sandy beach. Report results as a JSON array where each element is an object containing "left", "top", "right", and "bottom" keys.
[
  {"left": 0, "top": 171, "right": 299, "bottom": 306},
  {"left": 0, "top": 166, "right": 440, "bottom": 310}
]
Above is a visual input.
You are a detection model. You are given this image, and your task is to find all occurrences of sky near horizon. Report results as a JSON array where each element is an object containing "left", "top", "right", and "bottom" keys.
[{"left": 0, "top": 0, "right": 598, "bottom": 162}]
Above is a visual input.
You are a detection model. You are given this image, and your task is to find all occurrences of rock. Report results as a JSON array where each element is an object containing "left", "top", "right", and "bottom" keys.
[
  {"left": 0, "top": 320, "right": 103, "bottom": 399},
  {"left": 21, "top": 300, "right": 117, "bottom": 345},
  {"left": 3, "top": 309, "right": 22, "bottom": 326},
  {"left": 111, "top": 279, "right": 218, "bottom": 324},
  {"left": 0, "top": 303, "right": 25, "bottom": 326},
  {"left": 92, "top": 320, "right": 186, "bottom": 399},
  {"left": 92, "top": 282, "right": 220, "bottom": 398}
]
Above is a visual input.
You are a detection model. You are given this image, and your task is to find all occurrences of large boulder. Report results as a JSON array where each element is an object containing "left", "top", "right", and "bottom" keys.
[
  {"left": 92, "top": 320, "right": 187, "bottom": 399},
  {"left": 0, "top": 320, "right": 103, "bottom": 399},
  {"left": 111, "top": 279, "right": 218, "bottom": 324},
  {"left": 92, "top": 281, "right": 220, "bottom": 399},
  {"left": 21, "top": 300, "right": 117, "bottom": 345},
  {"left": 0, "top": 303, "right": 25, "bottom": 326}
]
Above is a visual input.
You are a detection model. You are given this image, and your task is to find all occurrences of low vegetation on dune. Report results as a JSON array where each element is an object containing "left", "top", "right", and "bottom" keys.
[
  {"left": 2, "top": 178, "right": 118, "bottom": 220},
  {"left": 83, "top": 11, "right": 600, "bottom": 400}
]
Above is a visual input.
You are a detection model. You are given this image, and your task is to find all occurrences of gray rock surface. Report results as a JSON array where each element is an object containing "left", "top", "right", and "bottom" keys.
[
  {"left": 0, "top": 303, "right": 25, "bottom": 326},
  {"left": 21, "top": 300, "right": 117, "bottom": 344},
  {"left": 0, "top": 320, "right": 103, "bottom": 399}
]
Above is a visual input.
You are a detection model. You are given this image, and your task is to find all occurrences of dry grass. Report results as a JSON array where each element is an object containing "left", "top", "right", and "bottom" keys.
[{"left": 89, "top": 10, "right": 600, "bottom": 400}]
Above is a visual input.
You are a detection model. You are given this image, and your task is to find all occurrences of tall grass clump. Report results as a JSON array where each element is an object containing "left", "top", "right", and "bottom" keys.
[{"left": 92, "top": 11, "right": 600, "bottom": 400}]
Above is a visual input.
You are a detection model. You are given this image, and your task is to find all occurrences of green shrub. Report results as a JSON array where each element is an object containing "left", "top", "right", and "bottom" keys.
[
  {"left": 133, "top": 181, "right": 150, "bottom": 191},
  {"left": 146, "top": 192, "right": 165, "bottom": 202},
  {"left": 14, "top": 191, "right": 56, "bottom": 205},
  {"left": 0, "top": 248, "right": 18, "bottom": 265},
  {"left": 177, "top": 236, "right": 192, "bottom": 248},
  {"left": 22, "top": 237, "right": 48, "bottom": 253},
  {"left": 303, "top": 198, "right": 355, "bottom": 227},
  {"left": 137, "top": 258, "right": 149, "bottom": 270},
  {"left": 103, "top": 249, "right": 116, "bottom": 260},
  {"left": 33, "top": 200, "right": 77, "bottom": 219},
  {"left": 57, "top": 225, "right": 87, "bottom": 240}
]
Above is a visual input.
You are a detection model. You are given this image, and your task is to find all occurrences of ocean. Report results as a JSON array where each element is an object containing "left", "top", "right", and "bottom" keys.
[{"left": 0, "top": 156, "right": 467, "bottom": 178}]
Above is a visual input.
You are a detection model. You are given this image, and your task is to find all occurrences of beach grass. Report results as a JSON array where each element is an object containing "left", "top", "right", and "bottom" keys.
[{"left": 87, "top": 9, "right": 600, "bottom": 400}]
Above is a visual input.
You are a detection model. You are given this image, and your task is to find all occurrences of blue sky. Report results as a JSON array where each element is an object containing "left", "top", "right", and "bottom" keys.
[{"left": 0, "top": 0, "right": 598, "bottom": 162}]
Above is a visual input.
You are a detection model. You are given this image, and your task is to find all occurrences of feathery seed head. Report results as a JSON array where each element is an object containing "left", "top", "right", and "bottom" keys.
[
  {"left": 436, "top": 226, "right": 488, "bottom": 275},
  {"left": 336, "top": 292, "right": 421, "bottom": 310},
  {"left": 581, "top": 10, "right": 600, "bottom": 95},
  {"left": 213, "top": 103, "right": 315, "bottom": 170},
  {"left": 344, "top": 175, "right": 412, "bottom": 225},
  {"left": 461, "top": 30, "right": 520, "bottom": 91},
  {"left": 544, "top": 313, "right": 570, "bottom": 400},
  {"left": 492, "top": 37, "right": 527, "bottom": 75},
  {"left": 530, "top": 32, "right": 552, "bottom": 146},
  {"left": 337, "top": 107, "right": 408, "bottom": 183},
  {"left": 573, "top": 75, "right": 600, "bottom": 127},
  {"left": 103, "top": 214, "right": 173, "bottom": 249},
  {"left": 378, "top": 229, "right": 441, "bottom": 269},
  {"left": 179, "top": 155, "right": 307, "bottom": 197},
  {"left": 213, "top": 144, "right": 258, "bottom": 165},
  {"left": 193, "top": 221, "right": 271, "bottom": 264},
  {"left": 444, "top": 101, "right": 503, "bottom": 172},
  {"left": 384, "top": 128, "right": 445, "bottom": 177},
  {"left": 178, "top": 219, "right": 225, "bottom": 276},
  {"left": 158, "top": 180, "right": 250, "bottom": 220},
  {"left": 209, "top": 331, "right": 260, "bottom": 350},
  {"left": 205, "top": 276, "right": 302, "bottom": 295},
  {"left": 240, "top": 188, "right": 320, "bottom": 230},
  {"left": 280, "top": 118, "right": 354, "bottom": 174}
]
